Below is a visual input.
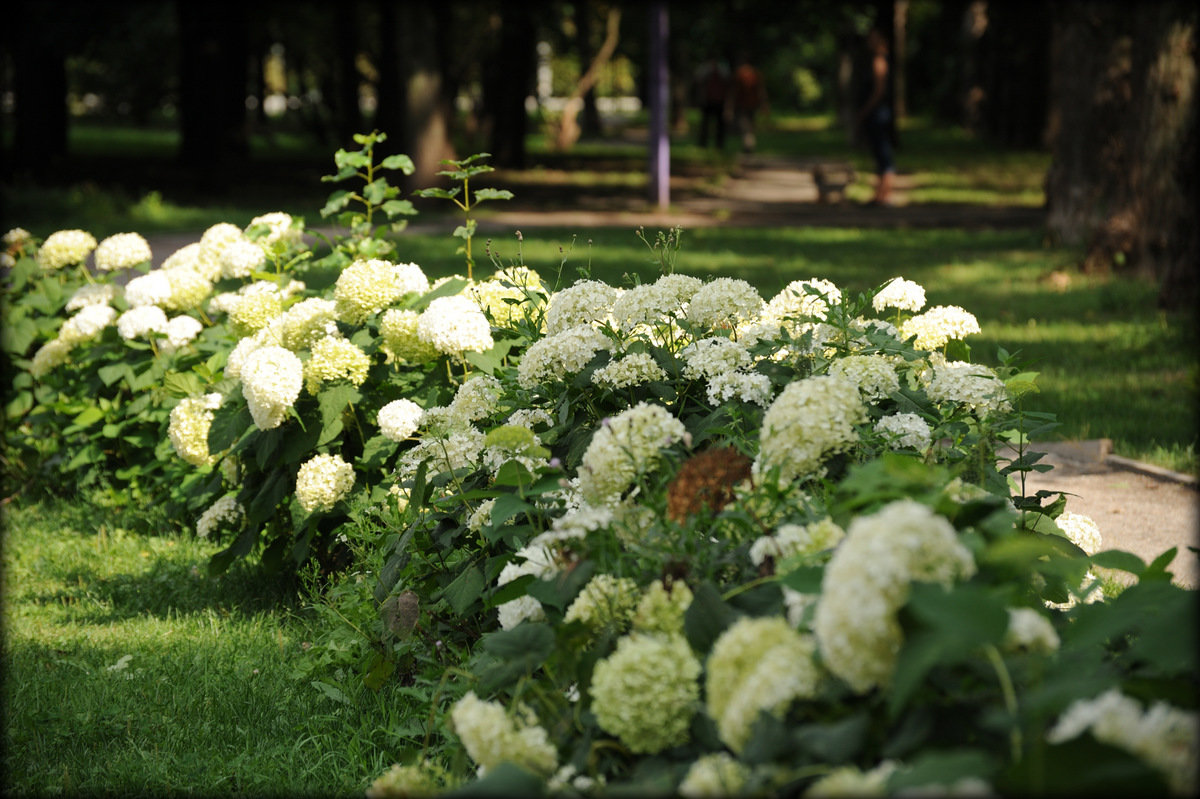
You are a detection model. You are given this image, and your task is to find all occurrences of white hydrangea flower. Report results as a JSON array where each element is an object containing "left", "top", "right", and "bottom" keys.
[
  {"left": 814, "top": 499, "right": 976, "bottom": 693},
  {"left": 544, "top": 279, "right": 618, "bottom": 334},
  {"left": 611, "top": 283, "right": 677, "bottom": 332},
  {"left": 449, "top": 375, "right": 503, "bottom": 423},
  {"left": 160, "top": 242, "right": 202, "bottom": 273},
  {"left": 754, "top": 375, "right": 867, "bottom": 484},
  {"left": 806, "top": 761, "right": 899, "bottom": 797},
  {"left": 124, "top": 271, "right": 173, "bottom": 307},
  {"left": 1046, "top": 689, "right": 1197, "bottom": 795},
  {"left": 874, "top": 412, "right": 933, "bottom": 452},
  {"left": 873, "top": 276, "right": 927, "bottom": 313},
  {"left": 1055, "top": 511, "right": 1102, "bottom": 556},
  {"left": 58, "top": 305, "right": 117, "bottom": 345},
  {"left": 706, "top": 370, "right": 773, "bottom": 406},
  {"left": 196, "top": 495, "right": 245, "bottom": 539},
  {"left": 923, "top": 360, "right": 1010, "bottom": 418},
  {"left": 168, "top": 393, "right": 223, "bottom": 466},
  {"left": 30, "top": 338, "right": 74, "bottom": 378},
  {"left": 678, "top": 752, "right": 750, "bottom": 798},
  {"left": 416, "top": 295, "right": 494, "bottom": 358},
  {"left": 563, "top": 574, "right": 639, "bottom": 631},
  {"left": 227, "top": 287, "right": 283, "bottom": 335},
  {"left": 246, "top": 211, "right": 303, "bottom": 247},
  {"left": 93, "top": 232, "right": 152, "bottom": 271},
  {"left": 1003, "top": 607, "right": 1060, "bottom": 654},
  {"left": 900, "top": 305, "right": 981, "bottom": 351},
  {"left": 303, "top": 335, "right": 371, "bottom": 394},
  {"left": 749, "top": 517, "right": 846, "bottom": 567},
  {"left": 295, "top": 453, "right": 356, "bottom": 513},
  {"left": 219, "top": 237, "right": 266, "bottom": 280},
  {"left": 680, "top": 336, "right": 754, "bottom": 381},
  {"left": 450, "top": 692, "right": 558, "bottom": 778},
  {"left": 37, "top": 229, "right": 98, "bottom": 271},
  {"left": 590, "top": 632, "right": 702, "bottom": 754},
  {"left": 591, "top": 352, "right": 667, "bottom": 390},
  {"left": 160, "top": 315, "right": 204, "bottom": 354},
  {"left": 686, "top": 277, "right": 764, "bottom": 330},
  {"left": 116, "top": 306, "right": 169, "bottom": 341},
  {"left": 66, "top": 283, "right": 119, "bottom": 312},
  {"left": 578, "top": 402, "right": 686, "bottom": 505},
  {"left": 377, "top": 399, "right": 424, "bottom": 442},
  {"left": 829, "top": 354, "right": 900, "bottom": 402},
  {"left": 763, "top": 277, "right": 842, "bottom": 323},
  {"left": 241, "top": 345, "right": 303, "bottom": 430},
  {"left": 334, "top": 258, "right": 428, "bottom": 324},
  {"left": 162, "top": 267, "right": 213, "bottom": 311},
  {"left": 517, "top": 325, "right": 610, "bottom": 389},
  {"left": 706, "top": 616, "right": 823, "bottom": 752}
]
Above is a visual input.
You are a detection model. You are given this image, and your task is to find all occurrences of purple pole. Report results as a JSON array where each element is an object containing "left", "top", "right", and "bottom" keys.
[{"left": 648, "top": 1, "right": 669, "bottom": 208}]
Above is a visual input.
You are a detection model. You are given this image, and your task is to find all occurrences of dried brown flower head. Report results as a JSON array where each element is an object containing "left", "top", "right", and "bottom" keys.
[{"left": 666, "top": 446, "right": 752, "bottom": 524}]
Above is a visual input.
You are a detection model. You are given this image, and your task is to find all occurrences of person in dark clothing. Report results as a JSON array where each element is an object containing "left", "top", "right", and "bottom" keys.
[
  {"left": 855, "top": 29, "right": 896, "bottom": 206},
  {"left": 695, "top": 57, "right": 729, "bottom": 149}
]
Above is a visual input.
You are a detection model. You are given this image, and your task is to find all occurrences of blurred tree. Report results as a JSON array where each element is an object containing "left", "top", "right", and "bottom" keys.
[
  {"left": 1045, "top": 0, "right": 1197, "bottom": 309},
  {"left": 480, "top": 1, "right": 541, "bottom": 168},
  {"left": 177, "top": 0, "right": 250, "bottom": 167}
]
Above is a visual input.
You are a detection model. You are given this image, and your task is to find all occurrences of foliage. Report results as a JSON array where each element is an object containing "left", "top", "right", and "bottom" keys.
[{"left": 4, "top": 135, "right": 1195, "bottom": 797}]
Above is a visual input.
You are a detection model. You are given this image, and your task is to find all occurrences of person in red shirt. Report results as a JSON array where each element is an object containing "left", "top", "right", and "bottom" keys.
[{"left": 731, "top": 53, "right": 768, "bottom": 153}]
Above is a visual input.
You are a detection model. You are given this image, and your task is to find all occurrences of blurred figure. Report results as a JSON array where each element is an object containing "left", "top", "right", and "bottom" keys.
[
  {"left": 731, "top": 53, "right": 768, "bottom": 153},
  {"left": 694, "top": 56, "right": 729, "bottom": 149},
  {"left": 855, "top": 29, "right": 896, "bottom": 206}
]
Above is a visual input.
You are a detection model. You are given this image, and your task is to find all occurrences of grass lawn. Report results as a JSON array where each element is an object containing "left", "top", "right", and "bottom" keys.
[{"left": 1, "top": 498, "right": 460, "bottom": 797}]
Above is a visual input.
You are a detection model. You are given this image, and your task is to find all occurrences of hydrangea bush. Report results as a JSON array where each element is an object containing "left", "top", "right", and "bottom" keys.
[{"left": 3, "top": 135, "right": 1195, "bottom": 797}]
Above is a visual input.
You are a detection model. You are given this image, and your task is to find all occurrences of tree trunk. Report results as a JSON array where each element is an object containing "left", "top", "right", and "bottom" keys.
[
  {"left": 8, "top": 0, "right": 69, "bottom": 174},
  {"left": 482, "top": 4, "right": 538, "bottom": 169},
  {"left": 576, "top": 0, "right": 603, "bottom": 139},
  {"left": 1044, "top": 1, "right": 1197, "bottom": 309},
  {"left": 553, "top": 6, "right": 621, "bottom": 151},
  {"left": 976, "top": 0, "right": 1051, "bottom": 147},
  {"left": 177, "top": 0, "right": 250, "bottom": 168}
]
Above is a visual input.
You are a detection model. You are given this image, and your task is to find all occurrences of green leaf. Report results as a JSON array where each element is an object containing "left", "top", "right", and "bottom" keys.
[
  {"left": 473, "top": 187, "right": 514, "bottom": 203},
  {"left": 441, "top": 564, "right": 485, "bottom": 616},
  {"left": 246, "top": 469, "right": 290, "bottom": 526},
  {"left": 163, "top": 371, "right": 204, "bottom": 398},
  {"left": 527, "top": 560, "right": 595, "bottom": 611},
  {"left": 793, "top": 712, "right": 870, "bottom": 763},
  {"left": 888, "top": 749, "right": 996, "bottom": 794},
  {"left": 1089, "top": 549, "right": 1147, "bottom": 577},
  {"left": 318, "top": 384, "right": 360, "bottom": 436},
  {"left": 413, "top": 187, "right": 459, "bottom": 200},
  {"left": 208, "top": 404, "right": 253, "bottom": 453},
  {"left": 484, "top": 574, "right": 536, "bottom": 609},
  {"left": 310, "top": 680, "right": 352, "bottom": 706},
  {"left": 487, "top": 493, "right": 532, "bottom": 529},
  {"left": 410, "top": 278, "right": 469, "bottom": 310},
  {"left": 70, "top": 406, "right": 105, "bottom": 429},
  {"left": 777, "top": 565, "right": 825, "bottom": 593},
  {"left": 684, "top": 582, "right": 741, "bottom": 654},
  {"left": 441, "top": 761, "right": 545, "bottom": 797},
  {"left": 379, "top": 153, "right": 415, "bottom": 173}
]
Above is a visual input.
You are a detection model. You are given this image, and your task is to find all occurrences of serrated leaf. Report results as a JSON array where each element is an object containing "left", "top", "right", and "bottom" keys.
[
  {"left": 473, "top": 187, "right": 513, "bottom": 203},
  {"left": 684, "top": 582, "right": 741, "bottom": 654},
  {"left": 380, "top": 153, "right": 415, "bottom": 173},
  {"left": 442, "top": 564, "right": 485, "bottom": 616}
]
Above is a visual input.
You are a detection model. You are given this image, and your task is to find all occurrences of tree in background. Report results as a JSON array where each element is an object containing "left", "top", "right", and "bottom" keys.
[{"left": 1044, "top": 0, "right": 1198, "bottom": 309}]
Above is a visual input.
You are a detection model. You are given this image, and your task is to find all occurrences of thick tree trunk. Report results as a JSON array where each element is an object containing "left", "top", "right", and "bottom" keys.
[
  {"left": 177, "top": 0, "right": 250, "bottom": 168},
  {"left": 483, "top": 5, "right": 539, "bottom": 168},
  {"left": 8, "top": 1, "right": 69, "bottom": 173},
  {"left": 1044, "top": 1, "right": 1197, "bottom": 308}
]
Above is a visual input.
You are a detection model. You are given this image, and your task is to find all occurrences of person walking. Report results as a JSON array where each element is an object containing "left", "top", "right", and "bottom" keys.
[
  {"left": 855, "top": 28, "right": 896, "bottom": 206},
  {"left": 731, "top": 53, "right": 768, "bottom": 153},
  {"left": 695, "top": 56, "right": 730, "bottom": 149}
]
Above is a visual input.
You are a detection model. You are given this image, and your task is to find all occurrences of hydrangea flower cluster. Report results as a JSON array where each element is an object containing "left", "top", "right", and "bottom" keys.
[
  {"left": 303, "top": 335, "right": 370, "bottom": 394},
  {"left": 416, "top": 295, "right": 494, "bottom": 358},
  {"left": 228, "top": 287, "right": 283, "bottom": 336},
  {"left": 450, "top": 692, "right": 558, "bottom": 777},
  {"left": 379, "top": 309, "right": 438, "bottom": 363},
  {"left": 280, "top": 298, "right": 339, "bottom": 350},
  {"left": 578, "top": 402, "right": 687, "bottom": 505},
  {"left": 247, "top": 211, "right": 303, "bottom": 247},
  {"left": 677, "top": 752, "right": 751, "bottom": 797},
  {"left": 872, "top": 276, "right": 927, "bottom": 313},
  {"left": 544, "top": 279, "right": 618, "bottom": 334},
  {"left": 828, "top": 353, "right": 900, "bottom": 401},
  {"left": 563, "top": 574, "right": 639, "bottom": 632},
  {"left": 240, "top": 346, "right": 303, "bottom": 430},
  {"left": 377, "top": 399, "right": 424, "bottom": 442},
  {"left": 900, "top": 305, "right": 981, "bottom": 350},
  {"left": 116, "top": 306, "right": 170, "bottom": 341},
  {"left": 295, "top": 453, "right": 356, "bottom": 513},
  {"left": 58, "top": 305, "right": 117, "bottom": 345},
  {"left": 814, "top": 499, "right": 977, "bottom": 693},
  {"left": 168, "top": 393, "right": 223, "bottom": 467},
  {"left": 93, "top": 232, "right": 152, "bottom": 272},
  {"left": 162, "top": 267, "right": 213, "bottom": 312},
  {"left": 591, "top": 352, "right": 667, "bottom": 389},
  {"left": 518, "top": 325, "right": 610, "bottom": 389},
  {"left": 1046, "top": 689, "right": 1197, "bottom": 795},
  {"left": 334, "top": 259, "right": 429, "bottom": 324},
  {"left": 924, "top": 360, "right": 1011, "bottom": 417},
  {"left": 195, "top": 495, "right": 245, "bottom": 539},
  {"left": 749, "top": 517, "right": 846, "bottom": 568},
  {"left": 874, "top": 412, "right": 933, "bottom": 451},
  {"left": 66, "top": 283, "right": 119, "bottom": 312},
  {"left": 762, "top": 277, "right": 841, "bottom": 323},
  {"left": 37, "top": 229, "right": 98, "bottom": 271},
  {"left": 686, "top": 277, "right": 763, "bottom": 330},
  {"left": 705, "top": 370, "right": 773, "bottom": 406},
  {"left": 220, "top": 238, "right": 266, "bottom": 279},
  {"left": 590, "top": 632, "right": 701, "bottom": 754},
  {"left": 754, "top": 375, "right": 867, "bottom": 484},
  {"left": 1003, "top": 607, "right": 1060, "bottom": 654},
  {"left": 631, "top": 579, "right": 693, "bottom": 634}
]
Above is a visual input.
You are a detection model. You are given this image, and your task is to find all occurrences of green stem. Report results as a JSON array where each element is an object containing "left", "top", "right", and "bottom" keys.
[{"left": 984, "top": 644, "right": 1023, "bottom": 763}]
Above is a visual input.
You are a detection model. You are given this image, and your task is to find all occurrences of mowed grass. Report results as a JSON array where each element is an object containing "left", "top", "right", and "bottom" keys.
[
  {"left": 298, "top": 223, "right": 1194, "bottom": 474},
  {"left": 1, "top": 499, "right": 452, "bottom": 797}
]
